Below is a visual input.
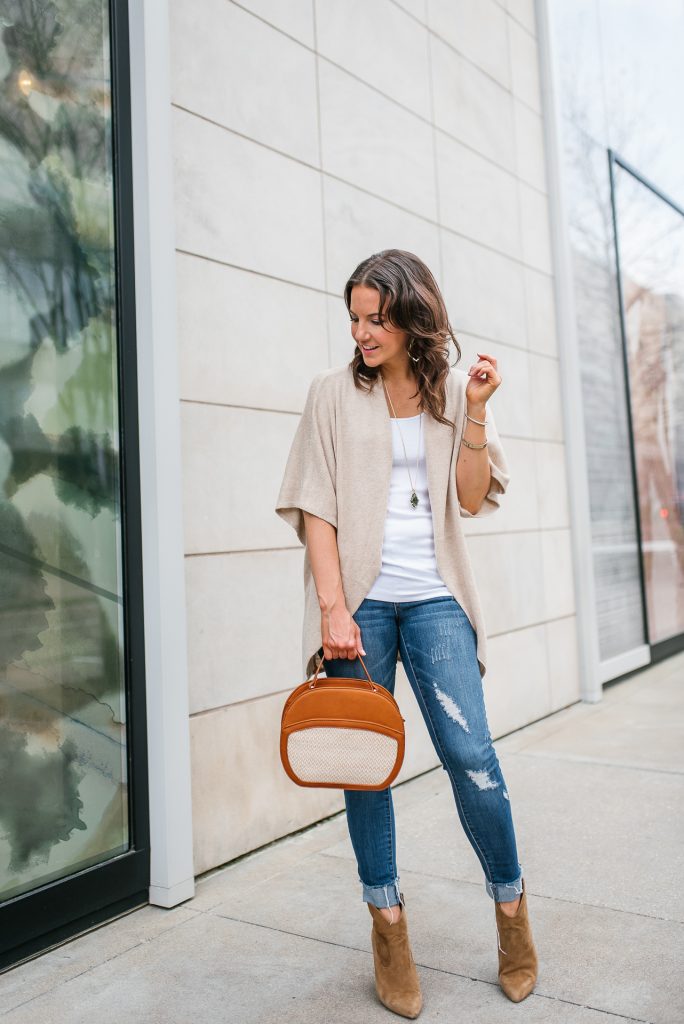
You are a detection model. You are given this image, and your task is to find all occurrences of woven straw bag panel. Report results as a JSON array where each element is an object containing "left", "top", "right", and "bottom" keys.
[{"left": 287, "top": 726, "right": 398, "bottom": 785}]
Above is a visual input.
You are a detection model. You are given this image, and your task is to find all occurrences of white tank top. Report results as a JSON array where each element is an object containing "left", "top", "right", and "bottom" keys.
[{"left": 365, "top": 413, "right": 452, "bottom": 602}]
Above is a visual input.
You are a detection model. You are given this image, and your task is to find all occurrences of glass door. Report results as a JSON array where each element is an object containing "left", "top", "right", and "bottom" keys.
[
  {"left": 0, "top": 0, "right": 148, "bottom": 968},
  {"left": 610, "top": 152, "right": 684, "bottom": 656}
]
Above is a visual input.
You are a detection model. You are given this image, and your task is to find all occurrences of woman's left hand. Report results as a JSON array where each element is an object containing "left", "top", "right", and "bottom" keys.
[{"left": 466, "top": 352, "right": 502, "bottom": 407}]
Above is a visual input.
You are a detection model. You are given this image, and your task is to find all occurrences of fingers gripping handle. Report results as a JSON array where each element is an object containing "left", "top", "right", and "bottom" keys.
[{"left": 310, "top": 649, "right": 375, "bottom": 689}]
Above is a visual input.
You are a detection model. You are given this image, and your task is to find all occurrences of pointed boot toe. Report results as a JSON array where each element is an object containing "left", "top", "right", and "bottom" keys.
[
  {"left": 494, "top": 878, "right": 538, "bottom": 1002},
  {"left": 367, "top": 898, "right": 423, "bottom": 1019}
]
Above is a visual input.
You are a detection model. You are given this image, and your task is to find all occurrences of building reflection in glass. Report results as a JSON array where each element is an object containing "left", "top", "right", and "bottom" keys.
[{"left": 614, "top": 164, "right": 684, "bottom": 644}]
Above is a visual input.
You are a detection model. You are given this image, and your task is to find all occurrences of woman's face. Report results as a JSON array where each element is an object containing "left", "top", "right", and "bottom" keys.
[{"left": 349, "top": 285, "right": 410, "bottom": 370}]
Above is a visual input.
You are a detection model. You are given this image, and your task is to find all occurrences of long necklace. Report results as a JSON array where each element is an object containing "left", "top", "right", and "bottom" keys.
[{"left": 381, "top": 373, "right": 422, "bottom": 508}]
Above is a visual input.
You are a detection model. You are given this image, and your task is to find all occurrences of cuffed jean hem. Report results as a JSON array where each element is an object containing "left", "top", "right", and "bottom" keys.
[
  {"left": 485, "top": 867, "right": 524, "bottom": 902},
  {"left": 362, "top": 877, "right": 406, "bottom": 910}
]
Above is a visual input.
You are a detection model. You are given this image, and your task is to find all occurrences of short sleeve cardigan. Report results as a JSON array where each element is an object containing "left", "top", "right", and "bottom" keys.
[{"left": 274, "top": 363, "right": 510, "bottom": 680}]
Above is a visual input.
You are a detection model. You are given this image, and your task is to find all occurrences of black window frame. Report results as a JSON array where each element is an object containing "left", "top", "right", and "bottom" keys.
[{"left": 0, "top": 0, "right": 150, "bottom": 972}]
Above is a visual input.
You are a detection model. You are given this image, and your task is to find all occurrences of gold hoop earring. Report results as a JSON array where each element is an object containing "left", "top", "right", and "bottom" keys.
[{"left": 408, "top": 339, "right": 420, "bottom": 363}]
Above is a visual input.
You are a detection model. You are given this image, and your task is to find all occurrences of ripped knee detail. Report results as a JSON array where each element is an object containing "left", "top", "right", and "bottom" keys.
[
  {"left": 431, "top": 684, "right": 509, "bottom": 797},
  {"left": 433, "top": 683, "right": 470, "bottom": 733},
  {"left": 465, "top": 768, "right": 500, "bottom": 791}
]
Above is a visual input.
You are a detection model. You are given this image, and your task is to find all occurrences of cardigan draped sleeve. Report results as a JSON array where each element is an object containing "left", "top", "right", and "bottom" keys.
[
  {"left": 458, "top": 398, "right": 510, "bottom": 518},
  {"left": 275, "top": 372, "right": 337, "bottom": 546}
]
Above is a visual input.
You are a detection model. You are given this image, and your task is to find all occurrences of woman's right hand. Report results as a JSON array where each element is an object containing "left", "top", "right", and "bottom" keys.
[{"left": 321, "top": 603, "right": 366, "bottom": 660}]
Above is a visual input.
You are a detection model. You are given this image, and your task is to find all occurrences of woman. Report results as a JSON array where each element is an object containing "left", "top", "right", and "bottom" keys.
[{"left": 275, "top": 249, "right": 537, "bottom": 1018}]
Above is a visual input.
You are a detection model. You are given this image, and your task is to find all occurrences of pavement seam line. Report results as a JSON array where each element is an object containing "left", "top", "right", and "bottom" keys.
[
  {"left": 310, "top": 852, "right": 683, "bottom": 924},
  {"left": 504, "top": 750, "right": 684, "bottom": 775}
]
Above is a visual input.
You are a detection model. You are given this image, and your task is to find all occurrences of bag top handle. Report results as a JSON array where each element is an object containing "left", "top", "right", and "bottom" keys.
[{"left": 310, "top": 649, "right": 376, "bottom": 689}]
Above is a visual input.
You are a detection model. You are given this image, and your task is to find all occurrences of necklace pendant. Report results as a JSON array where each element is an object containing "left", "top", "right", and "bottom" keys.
[{"left": 410, "top": 491, "right": 419, "bottom": 508}]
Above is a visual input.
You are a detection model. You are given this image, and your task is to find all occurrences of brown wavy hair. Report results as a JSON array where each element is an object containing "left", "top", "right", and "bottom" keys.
[{"left": 343, "top": 249, "right": 462, "bottom": 430}]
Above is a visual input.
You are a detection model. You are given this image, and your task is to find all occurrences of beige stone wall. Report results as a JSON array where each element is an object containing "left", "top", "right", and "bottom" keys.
[{"left": 168, "top": 0, "right": 578, "bottom": 875}]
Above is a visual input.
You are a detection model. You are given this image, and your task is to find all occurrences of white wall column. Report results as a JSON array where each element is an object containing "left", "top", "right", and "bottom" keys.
[
  {"left": 535, "top": 0, "right": 603, "bottom": 703},
  {"left": 128, "top": 0, "right": 195, "bottom": 905}
]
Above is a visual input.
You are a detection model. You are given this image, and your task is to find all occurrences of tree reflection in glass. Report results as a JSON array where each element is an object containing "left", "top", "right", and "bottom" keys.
[{"left": 0, "top": 0, "right": 128, "bottom": 900}]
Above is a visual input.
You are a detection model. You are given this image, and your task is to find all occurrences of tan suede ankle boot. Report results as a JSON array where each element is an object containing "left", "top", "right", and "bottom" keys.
[
  {"left": 494, "top": 877, "right": 538, "bottom": 1002},
  {"left": 367, "top": 897, "right": 423, "bottom": 1019}
]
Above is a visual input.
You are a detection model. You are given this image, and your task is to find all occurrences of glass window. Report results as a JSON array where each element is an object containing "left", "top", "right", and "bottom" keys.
[
  {"left": 614, "top": 163, "right": 684, "bottom": 645},
  {"left": 549, "top": 0, "right": 684, "bottom": 668},
  {"left": 0, "top": 1, "right": 128, "bottom": 900}
]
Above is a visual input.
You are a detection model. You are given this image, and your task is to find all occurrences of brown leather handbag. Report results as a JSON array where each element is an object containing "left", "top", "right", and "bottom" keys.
[{"left": 280, "top": 651, "right": 405, "bottom": 790}]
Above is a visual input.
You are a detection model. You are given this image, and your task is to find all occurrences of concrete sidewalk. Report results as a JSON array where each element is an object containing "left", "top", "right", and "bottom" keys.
[{"left": 2, "top": 653, "right": 683, "bottom": 1023}]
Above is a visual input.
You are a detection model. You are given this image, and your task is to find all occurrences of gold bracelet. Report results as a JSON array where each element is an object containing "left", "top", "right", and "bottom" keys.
[
  {"left": 465, "top": 411, "right": 487, "bottom": 426},
  {"left": 462, "top": 437, "right": 488, "bottom": 449}
]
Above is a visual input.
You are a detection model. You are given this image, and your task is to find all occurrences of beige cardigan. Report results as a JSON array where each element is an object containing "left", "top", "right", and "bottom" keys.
[{"left": 275, "top": 363, "right": 510, "bottom": 680}]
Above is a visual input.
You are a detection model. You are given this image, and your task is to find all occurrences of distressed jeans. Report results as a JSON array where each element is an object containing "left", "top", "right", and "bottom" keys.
[{"left": 322, "top": 595, "right": 524, "bottom": 910}]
